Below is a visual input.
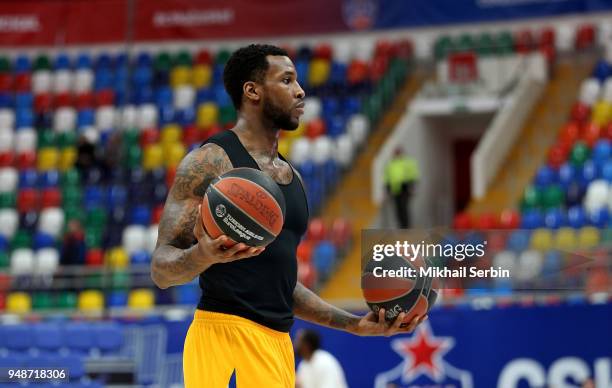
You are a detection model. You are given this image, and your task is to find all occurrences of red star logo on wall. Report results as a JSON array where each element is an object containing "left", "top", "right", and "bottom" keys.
[{"left": 391, "top": 323, "right": 454, "bottom": 382}]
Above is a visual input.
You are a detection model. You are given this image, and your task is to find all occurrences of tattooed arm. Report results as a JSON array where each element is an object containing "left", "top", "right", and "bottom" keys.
[
  {"left": 151, "top": 143, "right": 263, "bottom": 289},
  {"left": 293, "top": 282, "right": 426, "bottom": 336}
]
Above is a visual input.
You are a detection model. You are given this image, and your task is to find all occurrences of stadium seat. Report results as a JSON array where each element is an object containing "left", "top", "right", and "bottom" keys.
[
  {"left": 577, "top": 226, "right": 600, "bottom": 248},
  {"left": 4, "top": 324, "right": 33, "bottom": 353},
  {"left": 34, "top": 323, "right": 63, "bottom": 353},
  {"left": 0, "top": 209, "right": 18, "bottom": 238},
  {"left": 15, "top": 127, "right": 37, "bottom": 152},
  {"left": 122, "top": 225, "right": 148, "bottom": 254},
  {"left": 35, "top": 248, "right": 59, "bottom": 275},
  {"left": 94, "top": 323, "right": 124, "bottom": 354},
  {"left": 38, "top": 207, "right": 65, "bottom": 238},
  {"left": 77, "top": 290, "right": 104, "bottom": 313},
  {"left": 530, "top": 228, "right": 554, "bottom": 250},
  {"left": 584, "top": 180, "right": 609, "bottom": 213},
  {"left": 0, "top": 167, "right": 18, "bottom": 192},
  {"left": 6, "top": 292, "right": 31, "bottom": 314},
  {"left": 10, "top": 248, "right": 34, "bottom": 276},
  {"left": 516, "top": 250, "right": 543, "bottom": 282},
  {"left": 128, "top": 288, "right": 155, "bottom": 309},
  {"left": 554, "top": 227, "right": 577, "bottom": 251}
]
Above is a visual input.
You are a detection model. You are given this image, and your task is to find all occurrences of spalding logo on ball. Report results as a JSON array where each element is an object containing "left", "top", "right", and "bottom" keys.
[
  {"left": 202, "top": 168, "right": 286, "bottom": 247},
  {"left": 362, "top": 255, "right": 438, "bottom": 328}
]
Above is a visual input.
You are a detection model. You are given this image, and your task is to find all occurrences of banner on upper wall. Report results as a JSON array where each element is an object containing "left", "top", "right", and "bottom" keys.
[
  {"left": 0, "top": 0, "right": 126, "bottom": 46},
  {"left": 1, "top": 0, "right": 612, "bottom": 45}
]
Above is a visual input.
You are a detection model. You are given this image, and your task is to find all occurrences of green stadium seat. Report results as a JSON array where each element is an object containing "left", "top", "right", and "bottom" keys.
[
  {"left": 61, "top": 169, "right": 81, "bottom": 187},
  {"left": 32, "top": 292, "right": 53, "bottom": 310},
  {"left": 34, "top": 54, "right": 51, "bottom": 71},
  {"left": 38, "top": 130, "right": 56, "bottom": 149},
  {"left": 85, "top": 227, "right": 103, "bottom": 248},
  {"left": 0, "top": 192, "right": 16, "bottom": 208},
  {"left": 57, "top": 131, "right": 77, "bottom": 149},
  {"left": 495, "top": 31, "right": 515, "bottom": 54},
  {"left": 521, "top": 185, "right": 541, "bottom": 209},
  {"left": 542, "top": 185, "right": 564, "bottom": 209},
  {"left": 62, "top": 186, "right": 82, "bottom": 206},
  {"left": 154, "top": 52, "right": 172, "bottom": 72},
  {"left": 86, "top": 208, "right": 107, "bottom": 229},
  {"left": 0, "top": 251, "right": 8, "bottom": 268},
  {"left": 570, "top": 142, "right": 590, "bottom": 166},
  {"left": 11, "top": 230, "right": 32, "bottom": 250},
  {"left": 55, "top": 291, "right": 78, "bottom": 309},
  {"left": 64, "top": 205, "right": 84, "bottom": 224},
  {"left": 455, "top": 34, "right": 475, "bottom": 52},
  {"left": 0, "top": 56, "right": 10, "bottom": 72},
  {"left": 124, "top": 144, "right": 142, "bottom": 169},
  {"left": 111, "top": 270, "right": 130, "bottom": 290},
  {"left": 215, "top": 49, "right": 232, "bottom": 64},
  {"left": 174, "top": 50, "right": 193, "bottom": 67},
  {"left": 476, "top": 32, "right": 495, "bottom": 55}
]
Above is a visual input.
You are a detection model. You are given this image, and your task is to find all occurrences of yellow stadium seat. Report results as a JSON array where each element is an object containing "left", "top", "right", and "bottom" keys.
[
  {"left": 59, "top": 147, "right": 77, "bottom": 171},
  {"left": 106, "top": 247, "right": 129, "bottom": 269},
  {"left": 197, "top": 102, "right": 219, "bottom": 128},
  {"left": 530, "top": 228, "right": 553, "bottom": 251},
  {"left": 160, "top": 124, "right": 182, "bottom": 144},
  {"left": 164, "top": 142, "right": 186, "bottom": 168},
  {"left": 577, "top": 226, "right": 600, "bottom": 249},
  {"left": 592, "top": 101, "right": 612, "bottom": 126},
  {"left": 278, "top": 138, "right": 291, "bottom": 159},
  {"left": 285, "top": 122, "right": 306, "bottom": 139},
  {"left": 192, "top": 65, "right": 212, "bottom": 88},
  {"left": 37, "top": 147, "right": 60, "bottom": 171},
  {"left": 554, "top": 227, "right": 577, "bottom": 251},
  {"left": 128, "top": 288, "right": 155, "bottom": 310},
  {"left": 78, "top": 289, "right": 104, "bottom": 311},
  {"left": 171, "top": 66, "right": 191, "bottom": 87},
  {"left": 142, "top": 144, "right": 164, "bottom": 171},
  {"left": 308, "top": 59, "right": 330, "bottom": 87},
  {"left": 7, "top": 292, "right": 31, "bottom": 314}
]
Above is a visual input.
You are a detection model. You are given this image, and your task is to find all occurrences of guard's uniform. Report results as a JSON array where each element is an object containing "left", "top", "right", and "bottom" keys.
[{"left": 183, "top": 130, "right": 309, "bottom": 388}]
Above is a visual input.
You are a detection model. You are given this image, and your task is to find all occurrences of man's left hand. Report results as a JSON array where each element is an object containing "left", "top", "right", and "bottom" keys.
[{"left": 350, "top": 308, "right": 427, "bottom": 337}]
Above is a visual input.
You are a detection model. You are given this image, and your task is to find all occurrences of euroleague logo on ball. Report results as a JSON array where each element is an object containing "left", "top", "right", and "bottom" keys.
[{"left": 215, "top": 204, "right": 226, "bottom": 218}]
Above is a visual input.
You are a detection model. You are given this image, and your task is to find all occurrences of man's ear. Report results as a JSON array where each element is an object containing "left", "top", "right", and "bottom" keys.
[{"left": 243, "top": 81, "right": 261, "bottom": 103}]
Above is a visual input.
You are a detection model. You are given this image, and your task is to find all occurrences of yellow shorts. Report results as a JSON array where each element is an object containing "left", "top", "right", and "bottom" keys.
[{"left": 183, "top": 310, "right": 295, "bottom": 388}]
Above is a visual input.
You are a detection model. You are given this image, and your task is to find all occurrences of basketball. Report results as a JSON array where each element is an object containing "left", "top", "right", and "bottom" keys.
[
  {"left": 361, "top": 255, "right": 437, "bottom": 327},
  {"left": 201, "top": 167, "right": 286, "bottom": 247}
]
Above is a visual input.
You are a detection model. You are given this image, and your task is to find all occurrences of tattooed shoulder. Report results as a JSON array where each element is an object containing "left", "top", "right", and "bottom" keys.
[{"left": 171, "top": 143, "right": 233, "bottom": 200}]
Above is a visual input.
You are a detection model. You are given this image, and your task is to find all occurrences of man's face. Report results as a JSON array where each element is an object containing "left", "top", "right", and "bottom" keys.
[{"left": 261, "top": 55, "right": 305, "bottom": 130}]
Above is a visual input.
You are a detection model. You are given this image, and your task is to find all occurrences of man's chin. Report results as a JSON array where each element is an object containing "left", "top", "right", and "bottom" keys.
[{"left": 282, "top": 119, "right": 300, "bottom": 131}]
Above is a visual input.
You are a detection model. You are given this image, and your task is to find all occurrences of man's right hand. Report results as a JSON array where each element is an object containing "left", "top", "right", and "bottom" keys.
[{"left": 191, "top": 204, "right": 265, "bottom": 266}]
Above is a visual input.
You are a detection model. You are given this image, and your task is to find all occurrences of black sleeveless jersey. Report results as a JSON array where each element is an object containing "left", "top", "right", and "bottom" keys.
[{"left": 197, "top": 130, "right": 309, "bottom": 332}]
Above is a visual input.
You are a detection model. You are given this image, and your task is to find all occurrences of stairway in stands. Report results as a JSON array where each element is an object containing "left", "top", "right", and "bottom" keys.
[
  {"left": 468, "top": 54, "right": 597, "bottom": 214},
  {"left": 319, "top": 67, "right": 430, "bottom": 306}
]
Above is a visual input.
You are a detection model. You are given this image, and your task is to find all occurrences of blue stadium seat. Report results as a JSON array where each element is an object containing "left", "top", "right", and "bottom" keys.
[
  {"left": 93, "top": 323, "right": 124, "bottom": 355},
  {"left": 129, "top": 168, "right": 146, "bottom": 185},
  {"left": 19, "top": 169, "right": 38, "bottom": 188},
  {"left": 83, "top": 167, "right": 103, "bottom": 186},
  {"left": 159, "top": 105, "right": 175, "bottom": 126},
  {"left": 94, "top": 68, "right": 114, "bottom": 92},
  {"left": 175, "top": 107, "right": 196, "bottom": 126},
  {"left": 322, "top": 97, "right": 340, "bottom": 117},
  {"left": 33, "top": 232, "right": 56, "bottom": 250},
  {"left": 132, "top": 66, "right": 152, "bottom": 87},
  {"left": 76, "top": 53, "right": 92, "bottom": 69},
  {"left": 15, "top": 92, "right": 33, "bottom": 109},
  {"left": 326, "top": 115, "right": 346, "bottom": 137},
  {"left": 34, "top": 323, "right": 63, "bottom": 353},
  {"left": 580, "top": 160, "right": 598, "bottom": 184},
  {"left": 520, "top": 209, "right": 543, "bottom": 229},
  {"left": 84, "top": 186, "right": 105, "bottom": 210},
  {"left": 20, "top": 210, "right": 39, "bottom": 232},
  {"left": 16, "top": 108, "right": 34, "bottom": 128},
  {"left": 155, "top": 87, "right": 173, "bottom": 107},
  {"left": 592, "top": 59, "right": 610, "bottom": 83},
  {"left": 567, "top": 206, "right": 587, "bottom": 228},
  {"left": 136, "top": 52, "right": 153, "bottom": 68},
  {"left": 58, "top": 354, "right": 85, "bottom": 380},
  {"left": 77, "top": 109, "right": 95, "bottom": 128},
  {"left": 544, "top": 208, "right": 566, "bottom": 229},
  {"left": 55, "top": 53, "right": 72, "bottom": 70},
  {"left": 602, "top": 160, "right": 612, "bottom": 182},
  {"left": 153, "top": 183, "right": 168, "bottom": 205},
  {"left": 64, "top": 323, "right": 94, "bottom": 355},
  {"left": 565, "top": 181, "right": 586, "bottom": 207},
  {"left": 592, "top": 139, "right": 611, "bottom": 166},
  {"left": 149, "top": 168, "right": 166, "bottom": 184},
  {"left": 0, "top": 93, "right": 13, "bottom": 108},
  {"left": 4, "top": 324, "right": 33, "bottom": 353},
  {"left": 15, "top": 55, "right": 31, "bottom": 72},
  {"left": 108, "top": 290, "right": 128, "bottom": 307},
  {"left": 130, "top": 205, "right": 151, "bottom": 226},
  {"left": 39, "top": 170, "right": 60, "bottom": 188},
  {"left": 589, "top": 207, "right": 610, "bottom": 228},
  {"left": 196, "top": 88, "right": 215, "bottom": 104},
  {"left": 506, "top": 230, "right": 531, "bottom": 252},
  {"left": 534, "top": 165, "right": 557, "bottom": 187},
  {"left": 0, "top": 354, "right": 26, "bottom": 368},
  {"left": 132, "top": 86, "right": 154, "bottom": 105},
  {"left": 176, "top": 281, "right": 200, "bottom": 305},
  {"left": 0, "top": 235, "right": 8, "bottom": 251},
  {"left": 108, "top": 184, "right": 128, "bottom": 209},
  {"left": 313, "top": 241, "right": 336, "bottom": 277},
  {"left": 131, "top": 250, "right": 150, "bottom": 265}
]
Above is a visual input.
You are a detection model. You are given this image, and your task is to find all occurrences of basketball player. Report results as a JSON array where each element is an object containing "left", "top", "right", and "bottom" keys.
[{"left": 151, "top": 44, "right": 427, "bottom": 388}]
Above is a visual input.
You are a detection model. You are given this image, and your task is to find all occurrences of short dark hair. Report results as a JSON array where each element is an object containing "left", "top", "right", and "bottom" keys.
[
  {"left": 301, "top": 329, "right": 321, "bottom": 351},
  {"left": 223, "top": 44, "right": 288, "bottom": 110}
]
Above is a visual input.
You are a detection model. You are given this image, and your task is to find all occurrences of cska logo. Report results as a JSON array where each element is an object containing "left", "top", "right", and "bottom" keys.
[{"left": 375, "top": 323, "right": 473, "bottom": 388}]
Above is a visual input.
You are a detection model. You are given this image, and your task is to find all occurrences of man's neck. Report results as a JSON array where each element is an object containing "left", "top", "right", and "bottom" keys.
[{"left": 232, "top": 114, "right": 279, "bottom": 161}]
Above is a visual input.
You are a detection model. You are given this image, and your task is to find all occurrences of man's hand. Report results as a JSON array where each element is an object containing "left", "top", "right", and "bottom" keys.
[
  {"left": 191, "top": 204, "right": 265, "bottom": 267},
  {"left": 350, "top": 309, "right": 427, "bottom": 337}
]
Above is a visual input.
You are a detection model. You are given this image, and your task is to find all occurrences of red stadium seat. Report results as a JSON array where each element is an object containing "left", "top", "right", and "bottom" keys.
[
  {"left": 183, "top": 125, "right": 199, "bottom": 146},
  {"left": 54, "top": 92, "right": 73, "bottom": 108},
  {"left": 41, "top": 188, "right": 62, "bottom": 208},
  {"left": 307, "top": 218, "right": 327, "bottom": 241},
  {"left": 314, "top": 44, "right": 333, "bottom": 60},
  {"left": 14, "top": 73, "right": 31, "bottom": 92},
  {"left": 448, "top": 52, "right": 478, "bottom": 83},
  {"left": 152, "top": 204, "right": 164, "bottom": 224},
  {"left": 570, "top": 102, "right": 591, "bottom": 123},
  {"left": 75, "top": 92, "right": 94, "bottom": 110},
  {"left": 514, "top": 29, "right": 535, "bottom": 53},
  {"left": 487, "top": 231, "right": 508, "bottom": 251},
  {"left": 0, "top": 151, "right": 14, "bottom": 167},
  {"left": 539, "top": 45, "right": 555, "bottom": 67},
  {"left": 576, "top": 24, "right": 595, "bottom": 50},
  {"left": 165, "top": 166, "right": 177, "bottom": 188},
  {"left": 0, "top": 273, "right": 10, "bottom": 292},
  {"left": 202, "top": 124, "right": 223, "bottom": 141},
  {"left": 396, "top": 39, "right": 413, "bottom": 59},
  {"left": 296, "top": 240, "right": 314, "bottom": 263},
  {"left": 95, "top": 89, "right": 115, "bottom": 107},
  {"left": 140, "top": 128, "right": 159, "bottom": 147},
  {"left": 370, "top": 56, "right": 389, "bottom": 82},
  {"left": 298, "top": 261, "right": 317, "bottom": 289},
  {"left": 539, "top": 27, "right": 555, "bottom": 47},
  {"left": 34, "top": 93, "right": 53, "bottom": 112},
  {"left": 16, "top": 151, "right": 37, "bottom": 170},
  {"left": 603, "top": 123, "right": 612, "bottom": 141},
  {"left": 476, "top": 213, "right": 498, "bottom": 229},
  {"left": 582, "top": 122, "right": 601, "bottom": 147},
  {"left": 547, "top": 145, "right": 567, "bottom": 169},
  {"left": 306, "top": 119, "right": 326, "bottom": 138},
  {"left": 330, "top": 217, "right": 352, "bottom": 250},
  {"left": 499, "top": 209, "right": 520, "bottom": 229},
  {"left": 347, "top": 60, "right": 369, "bottom": 84},
  {"left": 559, "top": 122, "right": 581, "bottom": 145},
  {"left": 17, "top": 188, "right": 39, "bottom": 213},
  {"left": 0, "top": 73, "right": 11, "bottom": 91},
  {"left": 195, "top": 49, "right": 212, "bottom": 65},
  {"left": 375, "top": 40, "right": 394, "bottom": 59},
  {"left": 0, "top": 292, "right": 5, "bottom": 311},
  {"left": 453, "top": 212, "right": 472, "bottom": 230},
  {"left": 86, "top": 249, "right": 104, "bottom": 267}
]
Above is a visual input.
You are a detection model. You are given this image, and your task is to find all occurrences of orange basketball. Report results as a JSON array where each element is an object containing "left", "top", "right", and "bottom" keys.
[{"left": 201, "top": 168, "right": 286, "bottom": 248}]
